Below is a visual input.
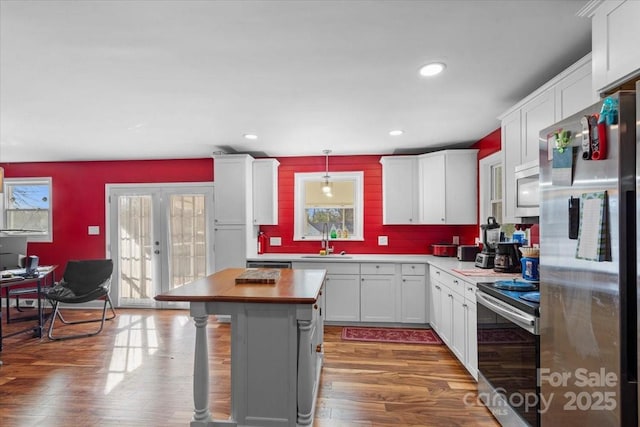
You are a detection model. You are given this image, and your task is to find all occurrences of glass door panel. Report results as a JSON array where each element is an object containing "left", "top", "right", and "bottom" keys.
[
  {"left": 108, "top": 184, "right": 213, "bottom": 309},
  {"left": 117, "top": 195, "right": 157, "bottom": 307},
  {"left": 168, "top": 194, "right": 207, "bottom": 291}
]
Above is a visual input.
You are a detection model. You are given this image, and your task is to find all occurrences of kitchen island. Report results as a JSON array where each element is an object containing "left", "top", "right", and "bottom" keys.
[{"left": 155, "top": 268, "right": 326, "bottom": 427}]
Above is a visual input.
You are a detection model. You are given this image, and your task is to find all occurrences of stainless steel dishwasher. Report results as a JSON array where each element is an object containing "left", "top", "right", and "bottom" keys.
[{"left": 246, "top": 260, "right": 292, "bottom": 269}]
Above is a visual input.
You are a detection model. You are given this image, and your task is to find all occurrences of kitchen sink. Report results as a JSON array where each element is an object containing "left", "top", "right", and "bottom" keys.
[{"left": 300, "top": 255, "right": 353, "bottom": 259}]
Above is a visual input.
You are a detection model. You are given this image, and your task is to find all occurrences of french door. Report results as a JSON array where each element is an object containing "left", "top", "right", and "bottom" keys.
[{"left": 107, "top": 184, "right": 214, "bottom": 308}]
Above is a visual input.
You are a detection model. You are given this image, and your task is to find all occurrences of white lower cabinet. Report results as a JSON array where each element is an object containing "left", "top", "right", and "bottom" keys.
[
  {"left": 293, "top": 262, "right": 360, "bottom": 322},
  {"left": 292, "top": 261, "right": 428, "bottom": 324},
  {"left": 360, "top": 263, "right": 397, "bottom": 322},
  {"left": 325, "top": 274, "right": 360, "bottom": 322},
  {"left": 400, "top": 264, "right": 427, "bottom": 323},
  {"left": 429, "top": 265, "right": 478, "bottom": 379}
]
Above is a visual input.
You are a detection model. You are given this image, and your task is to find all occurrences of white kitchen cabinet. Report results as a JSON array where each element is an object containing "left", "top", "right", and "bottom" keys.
[
  {"left": 418, "top": 150, "right": 478, "bottom": 225},
  {"left": 555, "top": 55, "right": 596, "bottom": 120},
  {"left": 360, "top": 263, "right": 397, "bottom": 323},
  {"left": 428, "top": 265, "right": 478, "bottom": 379},
  {"left": 380, "top": 156, "right": 419, "bottom": 224},
  {"left": 400, "top": 263, "right": 427, "bottom": 323},
  {"left": 429, "top": 276, "right": 443, "bottom": 333},
  {"left": 213, "top": 225, "right": 246, "bottom": 271},
  {"left": 590, "top": 0, "right": 640, "bottom": 93},
  {"left": 520, "top": 89, "right": 556, "bottom": 165},
  {"left": 213, "top": 154, "right": 255, "bottom": 272},
  {"left": 450, "top": 291, "right": 466, "bottom": 363},
  {"left": 213, "top": 154, "right": 253, "bottom": 225},
  {"left": 252, "top": 158, "right": 279, "bottom": 225},
  {"left": 293, "top": 262, "right": 361, "bottom": 322},
  {"left": 499, "top": 54, "right": 594, "bottom": 223}
]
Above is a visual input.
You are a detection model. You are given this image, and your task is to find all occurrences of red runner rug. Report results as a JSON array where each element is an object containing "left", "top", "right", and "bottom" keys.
[{"left": 341, "top": 327, "right": 443, "bottom": 344}]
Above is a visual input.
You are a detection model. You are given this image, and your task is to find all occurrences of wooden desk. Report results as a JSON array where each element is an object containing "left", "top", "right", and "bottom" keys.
[
  {"left": 0, "top": 265, "right": 57, "bottom": 351},
  {"left": 155, "top": 268, "right": 326, "bottom": 427}
]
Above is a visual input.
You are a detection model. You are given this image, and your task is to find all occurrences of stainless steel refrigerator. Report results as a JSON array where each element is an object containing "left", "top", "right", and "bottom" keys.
[{"left": 539, "top": 89, "right": 637, "bottom": 426}]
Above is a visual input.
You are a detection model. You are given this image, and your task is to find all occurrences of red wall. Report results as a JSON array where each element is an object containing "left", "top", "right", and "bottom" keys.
[
  {"left": 1, "top": 127, "right": 502, "bottom": 263},
  {"left": 0, "top": 159, "right": 213, "bottom": 268}
]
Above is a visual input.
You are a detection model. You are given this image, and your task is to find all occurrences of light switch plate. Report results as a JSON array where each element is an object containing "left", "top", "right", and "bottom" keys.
[
  {"left": 270, "top": 237, "right": 282, "bottom": 246},
  {"left": 88, "top": 226, "right": 100, "bottom": 235},
  {"left": 378, "top": 235, "right": 388, "bottom": 246}
]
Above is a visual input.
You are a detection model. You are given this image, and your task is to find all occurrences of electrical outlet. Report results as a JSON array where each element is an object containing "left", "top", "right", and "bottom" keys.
[
  {"left": 88, "top": 226, "right": 100, "bottom": 235},
  {"left": 452, "top": 236, "right": 460, "bottom": 245},
  {"left": 269, "top": 237, "right": 282, "bottom": 246},
  {"left": 378, "top": 236, "right": 388, "bottom": 246}
]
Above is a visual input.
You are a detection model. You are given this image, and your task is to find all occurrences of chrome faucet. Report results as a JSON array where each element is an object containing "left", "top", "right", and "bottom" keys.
[{"left": 321, "top": 223, "right": 333, "bottom": 254}]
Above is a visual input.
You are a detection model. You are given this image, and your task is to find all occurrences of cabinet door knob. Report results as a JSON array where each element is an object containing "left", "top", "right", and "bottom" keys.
[
  {"left": 314, "top": 304, "right": 318, "bottom": 310},
  {"left": 319, "top": 290, "right": 323, "bottom": 295},
  {"left": 316, "top": 344, "right": 322, "bottom": 353},
  {"left": 436, "top": 271, "right": 440, "bottom": 275}
]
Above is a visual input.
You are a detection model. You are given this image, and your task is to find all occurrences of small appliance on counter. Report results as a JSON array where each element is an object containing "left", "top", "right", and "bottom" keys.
[
  {"left": 457, "top": 245, "right": 480, "bottom": 261},
  {"left": 493, "top": 242, "right": 522, "bottom": 273},
  {"left": 431, "top": 243, "right": 458, "bottom": 257},
  {"left": 475, "top": 217, "right": 501, "bottom": 268}
]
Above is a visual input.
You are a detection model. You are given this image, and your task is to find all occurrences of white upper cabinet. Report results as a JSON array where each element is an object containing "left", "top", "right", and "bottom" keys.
[
  {"left": 418, "top": 149, "right": 478, "bottom": 225},
  {"left": 252, "top": 158, "right": 279, "bottom": 225},
  {"left": 213, "top": 154, "right": 253, "bottom": 225},
  {"left": 589, "top": 0, "right": 640, "bottom": 93},
  {"left": 520, "top": 89, "right": 556, "bottom": 165},
  {"left": 499, "top": 54, "right": 594, "bottom": 222},
  {"left": 380, "top": 156, "right": 419, "bottom": 224}
]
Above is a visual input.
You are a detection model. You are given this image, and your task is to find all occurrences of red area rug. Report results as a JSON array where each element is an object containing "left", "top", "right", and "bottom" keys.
[{"left": 341, "top": 327, "right": 443, "bottom": 344}]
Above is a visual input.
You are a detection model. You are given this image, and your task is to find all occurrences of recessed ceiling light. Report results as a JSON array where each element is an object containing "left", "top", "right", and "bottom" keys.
[
  {"left": 389, "top": 130, "right": 404, "bottom": 136},
  {"left": 243, "top": 134, "right": 258, "bottom": 140},
  {"left": 419, "top": 62, "right": 446, "bottom": 77}
]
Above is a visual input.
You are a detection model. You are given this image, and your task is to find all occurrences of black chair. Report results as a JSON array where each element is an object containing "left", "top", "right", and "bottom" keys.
[{"left": 43, "top": 259, "right": 116, "bottom": 340}]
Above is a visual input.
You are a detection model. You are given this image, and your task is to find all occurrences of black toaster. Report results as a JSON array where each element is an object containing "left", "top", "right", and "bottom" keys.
[{"left": 457, "top": 245, "right": 480, "bottom": 261}]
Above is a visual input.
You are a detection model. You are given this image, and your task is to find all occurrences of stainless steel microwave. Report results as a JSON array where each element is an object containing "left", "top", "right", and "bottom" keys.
[{"left": 514, "top": 160, "right": 539, "bottom": 218}]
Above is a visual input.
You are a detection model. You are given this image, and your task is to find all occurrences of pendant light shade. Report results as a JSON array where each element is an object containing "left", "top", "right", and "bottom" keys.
[{"left": 321, "top": 149, "right": 332, "bottom": 197}]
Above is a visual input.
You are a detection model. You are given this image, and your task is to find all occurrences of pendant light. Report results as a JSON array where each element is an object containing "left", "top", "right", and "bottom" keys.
[{"left": 321, "top": 149, "right": 332, "bottom": 197}]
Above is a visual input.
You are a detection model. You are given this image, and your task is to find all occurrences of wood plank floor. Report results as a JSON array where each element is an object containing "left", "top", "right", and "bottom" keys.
[{"left": 0, "top": 308, "right": 499, "bottom": 426}]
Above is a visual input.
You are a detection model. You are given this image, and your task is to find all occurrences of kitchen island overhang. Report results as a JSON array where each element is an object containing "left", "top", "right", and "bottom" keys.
[{"left": 155, "top": 268, "right": 326, "bottom": 427}]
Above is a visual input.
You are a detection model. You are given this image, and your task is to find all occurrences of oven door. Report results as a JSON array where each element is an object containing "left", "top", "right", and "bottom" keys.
[{"left": 476, "top": 291, "right": 540, "bottom": 427}]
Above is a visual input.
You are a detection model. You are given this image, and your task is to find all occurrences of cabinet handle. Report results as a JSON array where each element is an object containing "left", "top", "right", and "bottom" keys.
[
  {"left": 314, "top": 304, "right": 318, "bottom": 310},
  {"left": 361, "top": 278, "right": 365, "bottom": 281},
  {"left": 411, "top": 265, "right": 415, "bottom": 269},
  {"left": 319, "top": 290, "right": 323, "bottom": 295},
  {"left": 448, "top": 293, "right": 452, "bottom": 297},
  {"left": 316, "top": 344, "right": 322, "bottom": 353},
  {"left": 376, "top": 265, "right": 380, "bottom": 269},
  {"left": 453, "top": 280, "right": 458, "bottom": 284},
  {"left": 463, "top": 303, "right": 468, "bottom": 308},
  {"left": 436, "top": 271, "right": 440, "bottom": 275},
  {"left": 435, "top": 285, "right": 441, "bottom": 290},
  {"left": 467, "top": 287, "right": 473, "bottom": 292},
  {"left": 402, "top": 278, "right": 406, "bottom": 282}
]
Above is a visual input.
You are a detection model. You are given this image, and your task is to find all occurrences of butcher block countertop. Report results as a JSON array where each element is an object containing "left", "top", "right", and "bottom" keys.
[{"left": 154, "top": 267, "right": 326, "bottom": 304}]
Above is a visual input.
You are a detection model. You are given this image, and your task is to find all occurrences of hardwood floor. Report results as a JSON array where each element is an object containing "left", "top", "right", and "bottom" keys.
[{"left": 0, "top": 308, "right": 499, "bottom": 426}]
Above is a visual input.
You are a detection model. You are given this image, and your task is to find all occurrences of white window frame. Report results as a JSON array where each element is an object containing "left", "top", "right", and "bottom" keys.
[
  {"left": 479, "top": 151, "right": 502, "bottom": 240},
  {"left": 2, "top": 177, "right": 53, "bottom": 242},
  {"left": 293, "top": 171, "right": 364, "bottom": 241}
]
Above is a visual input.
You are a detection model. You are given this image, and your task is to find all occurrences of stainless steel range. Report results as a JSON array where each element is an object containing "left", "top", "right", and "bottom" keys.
[{"left": 476, "top": 280, "right": 540, "bottom": 427}]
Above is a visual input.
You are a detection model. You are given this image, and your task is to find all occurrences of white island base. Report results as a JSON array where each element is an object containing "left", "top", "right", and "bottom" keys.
[{"left": 189, "top": 300, "right": 323, "bottom": 427}]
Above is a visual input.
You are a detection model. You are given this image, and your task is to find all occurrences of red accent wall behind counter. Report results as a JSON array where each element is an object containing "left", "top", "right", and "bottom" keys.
[
  {"left": 0, "top": 159, "right": 213, "bottom": 268},
  {"left": 260, "top": 154, "right": 480, "bottom": 255}
]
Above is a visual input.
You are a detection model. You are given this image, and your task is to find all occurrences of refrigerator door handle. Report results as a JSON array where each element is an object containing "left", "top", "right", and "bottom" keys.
[{"left": 477, "top": 292, "right": 538, "bottom": 335}]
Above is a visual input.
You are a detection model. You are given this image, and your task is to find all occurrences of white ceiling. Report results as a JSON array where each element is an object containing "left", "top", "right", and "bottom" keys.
[{"left": 0, "top": 0, "right": 592, "bottom": 163}]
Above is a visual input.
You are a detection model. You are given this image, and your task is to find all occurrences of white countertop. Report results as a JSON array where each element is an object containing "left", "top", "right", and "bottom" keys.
[{"left": 247, "top": 253, "right": 521, "bottom": 285}]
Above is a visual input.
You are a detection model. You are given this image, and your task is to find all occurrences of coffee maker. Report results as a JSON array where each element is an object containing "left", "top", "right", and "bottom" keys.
[
  {"left": 494, "top": 242, "right": 522, "bottom": 273},
  {"left": 475, "top": 217, "right": 500, "bottom": 269}
]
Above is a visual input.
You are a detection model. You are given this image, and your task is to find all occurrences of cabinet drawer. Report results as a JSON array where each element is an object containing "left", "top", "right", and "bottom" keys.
[
  {"left": 463, "top": 282, "right": 477, "bottom": 304},
  {"left": 360, "top": 263, "right": 396, "bottom": 275},
  {"left": 430, "top": 267, "right": 464, "bottom": 296},
  {"left": 292, "top": 262, "right": 360, "bottom": 275},
  {"left": 401, "top": 263, "right": 426, "bottom": 276}
]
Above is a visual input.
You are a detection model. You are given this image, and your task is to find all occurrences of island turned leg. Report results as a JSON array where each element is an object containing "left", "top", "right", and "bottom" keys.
[
  {"left": 192, "top": 315, "right": 212, "bottom": 426},
  {"left": 297, "top": 319, "right": 314, "bottom": 425}
]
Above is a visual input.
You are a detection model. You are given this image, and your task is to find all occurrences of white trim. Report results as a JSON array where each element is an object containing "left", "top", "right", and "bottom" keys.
[
  {"left": 293, "top": 171, "right": 364, "bottom": 241},
  {"left": 479, "top": 151, "right": 502, "bottom": 240}
]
